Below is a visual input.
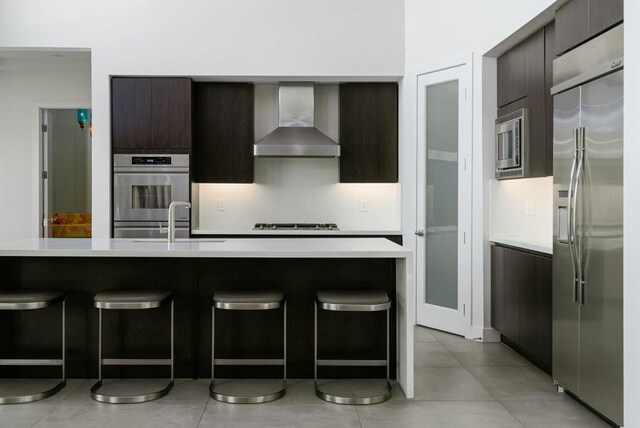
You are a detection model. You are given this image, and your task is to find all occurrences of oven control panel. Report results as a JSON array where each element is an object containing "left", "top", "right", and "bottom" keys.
[{"left": 131, "top": 156, "right": 172, "bottom": 165}]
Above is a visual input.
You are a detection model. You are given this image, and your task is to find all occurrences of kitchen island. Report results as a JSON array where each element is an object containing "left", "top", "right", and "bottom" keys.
[{"left": 0, "top": 238, "right": 414, "bottom": 398}]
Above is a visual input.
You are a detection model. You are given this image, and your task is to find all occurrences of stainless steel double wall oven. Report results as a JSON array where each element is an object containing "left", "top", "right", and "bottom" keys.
[{"left": 113, "top": 154, "right": 190, "bottom": 238}]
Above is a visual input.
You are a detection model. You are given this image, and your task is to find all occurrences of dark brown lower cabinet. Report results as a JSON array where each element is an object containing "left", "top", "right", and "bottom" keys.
[{"left": 491, "top": 244, "right": 552, "bottom": 374}]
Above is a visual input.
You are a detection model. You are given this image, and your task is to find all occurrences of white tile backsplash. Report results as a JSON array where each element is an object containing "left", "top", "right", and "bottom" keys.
[
  {"left": 490, "top": 176, "right": 553, "bottom": 239},
  {"left": 195, "top": 158, "right": 401, "bottom": 231}
]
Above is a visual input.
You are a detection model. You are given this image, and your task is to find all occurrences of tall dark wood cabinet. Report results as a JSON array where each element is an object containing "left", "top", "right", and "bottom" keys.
[
  {"left": 496, "top": 25, "right": 554, "bottom": 177},
  {"left": 193, "top": 83, "right": 254, "bottom": 183},
  {"left": 339, "top": 83, "right": 398, "bottom": 183},
  {"left": 111, "top": 77, "right": 192, "bottom": 153},
  {"left": 491, "top": 244, "right": 552, "bottom": 374},
  {"left": 544, "top": 21, "right": 555, "bottom": 173},
  {"left": 497, "top": 37, "right": 530, "bottom": 108},
  {"left": 151, "top": 78, "right": 192, "bottom": 150},
  {"left": 555, "top": 0, "right": 623, "bottom": 56},
  {"left": 112, "top": 78, "right": 153, "bottom": 151}
]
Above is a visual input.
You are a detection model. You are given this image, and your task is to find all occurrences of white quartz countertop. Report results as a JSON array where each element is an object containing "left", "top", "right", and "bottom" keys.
[
  {"left": 0, "top": 238, "right": 411, "bottom": 259},
  {"left": 191, "top": 228, "right": 402, "bottom": 236},
  {"left": 490, "top": 236, "right": 553, "bottom": 255}
]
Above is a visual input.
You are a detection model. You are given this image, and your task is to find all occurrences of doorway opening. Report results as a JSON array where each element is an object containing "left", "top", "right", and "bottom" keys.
[{"left": 40, "top": 108, "right": 92, "bottom": 238}]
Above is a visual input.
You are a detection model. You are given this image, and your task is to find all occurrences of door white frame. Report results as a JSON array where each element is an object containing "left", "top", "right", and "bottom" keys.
[
  {"left": 38, "top": 104, "right": 91, "bottom": 238},
  {"left": 415, "top": 60, "right": 472, "bottom": 337}
]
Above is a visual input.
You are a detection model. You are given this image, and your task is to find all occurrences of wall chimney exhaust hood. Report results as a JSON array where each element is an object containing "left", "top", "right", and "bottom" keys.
[{"left": 253, "top": 83, "right": 340, "bottom": 158}]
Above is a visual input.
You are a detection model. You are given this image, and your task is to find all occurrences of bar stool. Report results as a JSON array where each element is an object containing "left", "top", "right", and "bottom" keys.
[
  {"left": 314, "top": 290, "right": 392, "bottom": 405},
  {"left": 210, "top": 290, "right": 286, "bottom": 404},
  {"left": 91, "top": 290, "right": 174, "bottom": 404},
  {"left": 0, "top": 290, "right": 66, "bottom": 404}
]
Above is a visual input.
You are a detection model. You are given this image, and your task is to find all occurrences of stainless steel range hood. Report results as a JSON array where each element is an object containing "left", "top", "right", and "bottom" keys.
[{"left": 253, "top": 83, "right": 340, "bottom": 158}]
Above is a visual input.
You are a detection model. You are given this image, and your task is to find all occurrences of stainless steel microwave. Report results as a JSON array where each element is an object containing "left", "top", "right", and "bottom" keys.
[{"left": 495, "top": 108, "right": 528, "bottom": 179}]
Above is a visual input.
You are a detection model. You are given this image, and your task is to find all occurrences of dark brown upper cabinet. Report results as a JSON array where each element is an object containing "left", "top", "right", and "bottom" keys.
[
  {"left": 491, "top": 244, "right": 552, "bottom": 374},
  {"left": 112, "top": 78, "right": 153, "bottom": 151},
  {"left": 151, "top": 78, "right": 192, "bottom": 150},
  {"left": 111, "top": 77, "right": 192, "bottom": 153},
  {"left": 339, "top": 83, "right": 398, "bottom": 183},
  {"left": 193, "top": 83, "right": 254, "bottom": 183},
  {"left": 497, "top": 27, "right": 552, "bottom": 177},
  {"left": 497, "top": 28, "right": 543, "bottom": 109},
  {"left": 555, "top": 0, "right": 623, "bottom": 56}
]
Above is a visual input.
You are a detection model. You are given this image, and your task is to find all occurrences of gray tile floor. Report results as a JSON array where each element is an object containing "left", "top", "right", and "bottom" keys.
[{"left": 0, "top": 327, "right": 610, "bottom": 428}]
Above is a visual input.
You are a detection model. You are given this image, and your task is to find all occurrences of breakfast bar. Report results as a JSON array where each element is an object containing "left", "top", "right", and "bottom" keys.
[{"left": 0, "top": 237, "right": 415, "bottom": 398}]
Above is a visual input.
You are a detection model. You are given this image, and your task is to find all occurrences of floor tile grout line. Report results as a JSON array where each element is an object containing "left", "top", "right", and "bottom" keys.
[
  {"left": 495, "top": 401, "right": 529, "bottom": 428},
  {"left": 195, "top": 398, "right": 210, "bottom": 428},
  {"left": 30, "top": 380, "right": 85, "bottom": 428},
  {"left": 354, "top": 403, "right": 364, "bottom": 428}
]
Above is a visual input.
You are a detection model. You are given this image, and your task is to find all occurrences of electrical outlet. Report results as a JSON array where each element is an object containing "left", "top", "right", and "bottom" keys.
[
  {"left": 217, "top": 199, "right": 226, "bottom": 211},
  {"left": 359, "top": 199, "right": 368, "bottom": 212},
  {"left": 525, "top": 200, "right": 535, "bottom": 216}
]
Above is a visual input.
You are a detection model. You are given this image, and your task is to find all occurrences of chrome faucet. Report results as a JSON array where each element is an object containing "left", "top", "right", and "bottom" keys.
[{"left": 164, "top": 201, "right": 191, "bottom": 243}]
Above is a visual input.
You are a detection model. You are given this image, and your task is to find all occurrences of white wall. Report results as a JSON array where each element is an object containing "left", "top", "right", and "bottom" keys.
[
  {"left": 0, "top": 0, "right": 405, "bottom": 238},
  {"left": 0, "top": 53, "right": 91, "bottom": 241},
  {"left": 490, "top": 177, "right": 553, "bottom": 240},
  {"left": 403, "top": 0, "right": 557, "bottom": 339}
]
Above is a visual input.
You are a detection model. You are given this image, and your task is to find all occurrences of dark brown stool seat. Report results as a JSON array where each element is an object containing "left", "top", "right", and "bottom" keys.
[
  {"left": 94, "top": 290, "right": 173, "bottom": 309},
  {"left": 316, "top": 290, "right": 391, "bottom": 311},
  {"left": 0, "top": 290, "right": 64, "bottom": 310},
  {"left": 213, "top": 290, "right": 284, "bottom": 310}
]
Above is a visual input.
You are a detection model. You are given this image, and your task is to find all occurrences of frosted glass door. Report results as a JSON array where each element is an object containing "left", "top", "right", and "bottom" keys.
[
  {"left": 425, "top": 80, "right": 459, "bottom": 310},
  {"left": 416, "top": 62, "right": 471, "bottom": 336}
]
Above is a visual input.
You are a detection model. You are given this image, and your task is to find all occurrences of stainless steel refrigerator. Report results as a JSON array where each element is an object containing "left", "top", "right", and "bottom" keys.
[{"left": 552, "top": 24, "right": 623, "bottom": 426}]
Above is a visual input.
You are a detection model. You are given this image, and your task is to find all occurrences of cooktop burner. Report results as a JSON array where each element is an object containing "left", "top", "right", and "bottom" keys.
[{"left": 254, "top": 223, "right": 339, "bottom": 231}]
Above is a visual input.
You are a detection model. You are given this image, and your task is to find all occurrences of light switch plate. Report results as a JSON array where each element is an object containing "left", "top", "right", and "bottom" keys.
[
  {"left": 217, "top": 199, "right": 226, "bottom": 211},
  {"left": 525, "top": 200, "right": 535, "bottom": 216},
  {"left": 359, "top": 199, "right": 368, "bottom": 212}
]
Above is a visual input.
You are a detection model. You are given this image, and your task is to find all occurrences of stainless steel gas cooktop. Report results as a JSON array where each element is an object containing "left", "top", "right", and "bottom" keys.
[{"left": 254, "top": 223, "right": 339, "bottom": 231}]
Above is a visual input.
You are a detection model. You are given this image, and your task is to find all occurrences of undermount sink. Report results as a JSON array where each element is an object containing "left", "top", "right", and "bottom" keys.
[{"left": 130, "top": 239, "right": 226, "bottom": 243}]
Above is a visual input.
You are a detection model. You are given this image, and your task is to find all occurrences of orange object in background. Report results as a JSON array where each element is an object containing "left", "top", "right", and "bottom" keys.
[{"left": 48, "top": 213, "right": 91, "bottom": 238}]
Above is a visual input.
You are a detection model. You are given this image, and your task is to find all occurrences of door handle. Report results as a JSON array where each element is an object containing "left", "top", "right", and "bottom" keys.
[
  {"left": 574, "top": 127, "right": 586, "bottom": 305},
  {"left": 415, "top": 229, "right": 425, "bottom": 236},
  {"left": 567, "top": 128, "right": 579, "bottom": 303}
]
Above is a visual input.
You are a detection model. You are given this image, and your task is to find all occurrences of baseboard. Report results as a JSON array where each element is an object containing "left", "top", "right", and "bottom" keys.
[{"left": 467, "top": 326, "right": 501, "bottom": 342}]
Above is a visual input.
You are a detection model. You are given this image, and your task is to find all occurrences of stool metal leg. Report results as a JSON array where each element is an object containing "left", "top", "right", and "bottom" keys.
[
  {"left": 314, "top": 301, "right": 317, "bottom": 382},
  {"left": 386, "top": 307, "right": 390, "bottom": 382},
  {"left": 62, "top": 300, "right": 66, "bottom": 382},
  {"left": 211, "top": 305, "right": 215, "bottom": 380},
  {"left": 91, "top": 302, "right": 174, "bottom": 404},
  {"left": 284, "top": 301, "right": 287, "bottom": 383},
  {"left": 98, "top": 308, "right": 102, "bottom": 382},
  {"left": 0, "top": 299, "right": 67, "bottom": 405},
  {"left": 170, "top": 300, "right": 174, "bottom": 381}
]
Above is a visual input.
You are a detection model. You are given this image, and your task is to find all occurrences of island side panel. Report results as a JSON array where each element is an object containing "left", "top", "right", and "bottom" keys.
[
  {"left": 396, "top": 256, "right": 415, "bottom": 398},
  {"left": 197, "top": 258, "right": 397, "bottom": 380}
]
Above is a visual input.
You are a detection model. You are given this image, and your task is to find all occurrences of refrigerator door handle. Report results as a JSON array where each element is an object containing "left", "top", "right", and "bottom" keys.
[
  {"left": 567, "top": 127, "right": 580, "bottom": 303},
  {"left": 574, "top": 127, "right": 586, "bottom": 305}
]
